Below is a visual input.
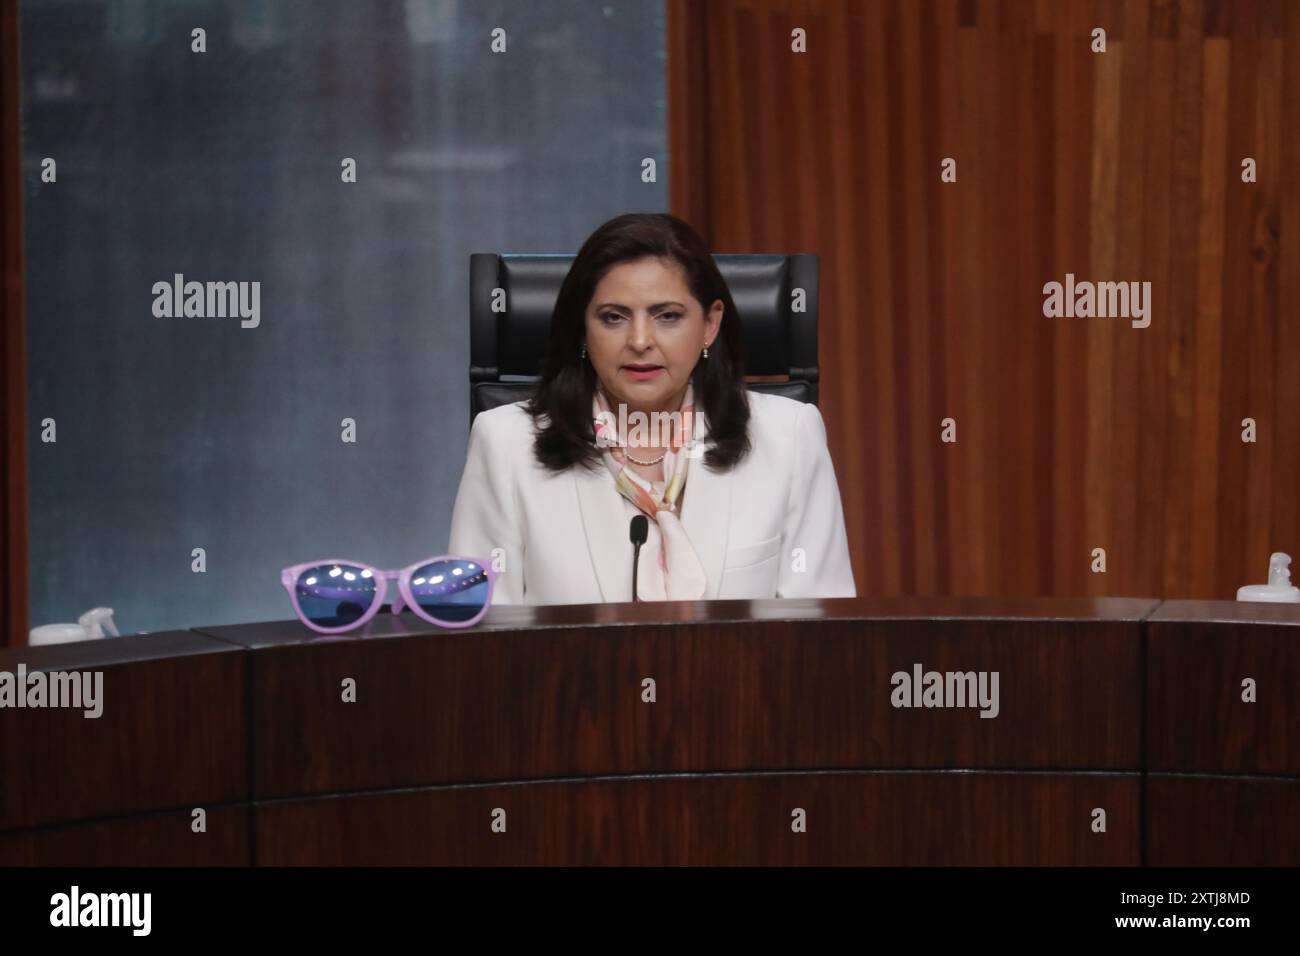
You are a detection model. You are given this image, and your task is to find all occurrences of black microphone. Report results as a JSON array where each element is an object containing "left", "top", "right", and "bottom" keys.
[{"left": 629, "top": 515, "right": 648, "bottom": 602}]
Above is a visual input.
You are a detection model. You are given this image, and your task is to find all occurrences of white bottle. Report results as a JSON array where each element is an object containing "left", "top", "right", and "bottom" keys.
[
  {"left": 1236, "top": 553, "right": 1300, "bottom": 603},
  {"left": 28, "top": 607, "right": 121, "bottom": 646}
]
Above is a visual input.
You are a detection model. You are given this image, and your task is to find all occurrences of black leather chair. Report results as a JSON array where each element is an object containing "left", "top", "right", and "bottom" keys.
[{"left": 469, "top": 252, "right": 821, "bottom": 426}]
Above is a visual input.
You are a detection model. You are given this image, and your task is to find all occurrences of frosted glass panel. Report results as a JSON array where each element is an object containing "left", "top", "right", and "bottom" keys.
[{"left": 21, "top": 0, "right": 667, "bottom": 633}]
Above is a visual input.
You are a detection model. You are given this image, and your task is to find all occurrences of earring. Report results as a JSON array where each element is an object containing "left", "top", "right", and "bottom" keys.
[
  {"left": 580, "top": 344, "right": 587, "bottom": 360},
  {"left": 702, "top": 342, "right": 710, "bottom": 359}
]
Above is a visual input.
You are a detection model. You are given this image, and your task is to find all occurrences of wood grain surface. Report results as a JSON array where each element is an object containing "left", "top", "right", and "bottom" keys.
[{"left": 669, "top": 0, "right": 1300, "bottom": 603}]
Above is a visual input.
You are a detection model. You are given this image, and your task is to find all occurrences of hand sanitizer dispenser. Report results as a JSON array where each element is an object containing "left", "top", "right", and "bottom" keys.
[{"left": 1236, "top": 553, "right": 1300, "bottom": 603}]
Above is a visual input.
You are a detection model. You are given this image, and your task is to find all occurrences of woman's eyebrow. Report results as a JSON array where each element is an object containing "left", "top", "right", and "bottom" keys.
[{"left": 595, "top": 301, "right": 686, "bottom": 312}]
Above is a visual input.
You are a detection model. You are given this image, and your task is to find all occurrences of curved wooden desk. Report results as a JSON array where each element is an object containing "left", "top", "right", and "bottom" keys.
[{"left": 0, "top": 597, "right": 1294, "bottom": 865}]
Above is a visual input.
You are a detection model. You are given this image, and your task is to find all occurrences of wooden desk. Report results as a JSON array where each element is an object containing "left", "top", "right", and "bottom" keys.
[
  {"left": 1146, "top": 600, "right": 1300, "bottom": 866},
  {"left": 1, "top": 596, "right": 1292, "bottom": 865},
  {"left": 0, "top": 631, "right": 248, "bottom": 864}
]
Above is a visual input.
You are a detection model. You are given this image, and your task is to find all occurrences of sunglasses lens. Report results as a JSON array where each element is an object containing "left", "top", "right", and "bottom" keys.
[
  {"left": 410, "top": 558, "right": 490, "bottom": 623},
  {"left": 293, "top": 563, "right": 378, "bottom": 628}
]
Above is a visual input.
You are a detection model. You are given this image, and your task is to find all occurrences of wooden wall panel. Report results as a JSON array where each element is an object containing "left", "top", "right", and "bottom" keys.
[
  {"left": 669, "top": 0, "right": 1300, "bottom": 601},
  {"left": 2, "top": 0, "right": 28, "bottom": 646}
]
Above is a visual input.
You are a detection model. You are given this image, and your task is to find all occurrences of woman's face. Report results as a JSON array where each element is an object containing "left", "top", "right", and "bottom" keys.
[{"left": 583, "top": 256, "right": 723, "bottom": 421}]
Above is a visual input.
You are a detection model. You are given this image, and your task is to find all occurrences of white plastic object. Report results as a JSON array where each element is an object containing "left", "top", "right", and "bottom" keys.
[
  {"left": 28, "top": 607, "right": 121, "bottom": 646},
  {"left": 1236, "top": 553, "right": 1300, "bottom": 603},
  {"left": 78, "top": 606, "right": 121, "bottom": 638}
]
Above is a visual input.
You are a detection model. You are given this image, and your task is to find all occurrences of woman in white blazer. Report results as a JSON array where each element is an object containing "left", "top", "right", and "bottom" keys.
[{"left": 449, "top": 213, "right": 856, "bottom": 605}]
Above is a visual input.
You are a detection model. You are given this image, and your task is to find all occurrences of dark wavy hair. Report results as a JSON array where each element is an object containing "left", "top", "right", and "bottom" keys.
[{"left": 525, "top": 213, "right": 753, "bottom": 474}]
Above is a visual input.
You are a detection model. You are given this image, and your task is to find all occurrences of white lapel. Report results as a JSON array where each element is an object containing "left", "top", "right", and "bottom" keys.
[
  {"left": 678, "top": 406, "right": 732, "bottom": 599},
  {"left": 574, "top": 404, "right": 733, "bottom": 601},
  {"left": 573, "top": 458, "right": 632, "bottom": 602}
]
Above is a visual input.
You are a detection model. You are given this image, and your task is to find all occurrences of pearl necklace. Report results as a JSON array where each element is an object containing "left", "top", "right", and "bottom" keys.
[{"left": 624, "top": 449, "right": 666, "bottom": 466}]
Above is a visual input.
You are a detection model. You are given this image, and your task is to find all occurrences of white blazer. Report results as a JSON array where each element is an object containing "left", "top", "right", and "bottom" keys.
[{"left": 448, "top": 389, "right": 857, "bottom": 605}]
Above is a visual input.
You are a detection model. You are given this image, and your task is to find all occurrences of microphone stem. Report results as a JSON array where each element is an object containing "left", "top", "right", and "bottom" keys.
[{"left": 632, "top": 543, "right": 642, "bottom": 603}]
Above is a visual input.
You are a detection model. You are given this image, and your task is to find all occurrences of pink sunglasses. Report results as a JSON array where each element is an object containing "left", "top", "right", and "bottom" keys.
[{"left": 280, "top": 554, "right": 497, "bottom": 634}]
